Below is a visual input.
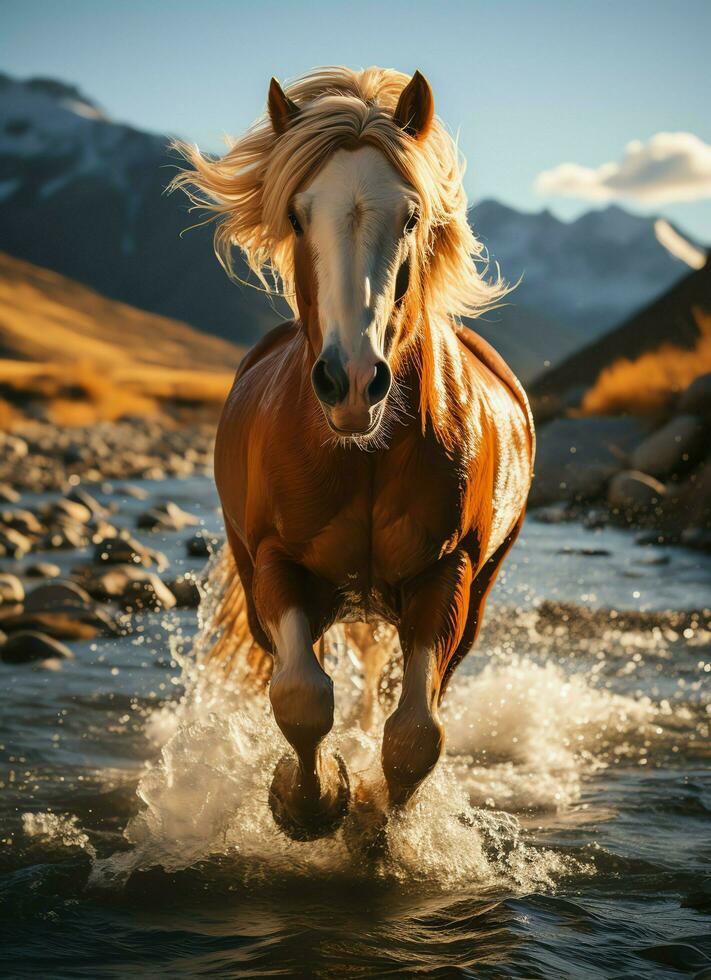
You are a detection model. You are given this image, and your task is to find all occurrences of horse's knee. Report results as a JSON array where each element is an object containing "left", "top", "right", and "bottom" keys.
[
  {"left": 382, "top": 700, "right": 444, "bottom": 805},
  {"left": 269, "top": 664, "right": 334, "bottom": 756}
]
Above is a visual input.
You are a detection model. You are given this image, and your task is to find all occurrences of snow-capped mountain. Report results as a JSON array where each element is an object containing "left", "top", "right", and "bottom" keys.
[
  {"left": 0, "top": 74, "right": 702, "bottom": 380},
  {"left": 469, "top": 199, "right": 699, "bottom": 341}
]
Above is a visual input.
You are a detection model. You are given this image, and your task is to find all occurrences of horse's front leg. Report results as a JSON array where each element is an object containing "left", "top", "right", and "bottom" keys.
[
  {"left": 382, "top": 550, "right": 474, "bottom": 806},
  {"left": 252, "top": 540, "right": 349, "bottom": 840}
]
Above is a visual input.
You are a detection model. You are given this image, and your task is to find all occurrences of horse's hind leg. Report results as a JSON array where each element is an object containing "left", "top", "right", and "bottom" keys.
[
  {"left": 252, "top": 539, "right": 348, "bottom": 840},
  {"left": 343, "top": 622, "right": 397, "bottom": 731}
]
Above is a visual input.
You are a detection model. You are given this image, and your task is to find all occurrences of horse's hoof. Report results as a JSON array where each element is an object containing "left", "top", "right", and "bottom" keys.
[{"left": 269, "top": 751, "right": 350, "bottom": 841}]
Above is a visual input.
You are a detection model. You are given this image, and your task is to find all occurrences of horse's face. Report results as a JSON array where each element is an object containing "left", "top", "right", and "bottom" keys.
[{"left": 290, "top": 145, "right": 420, "bottom": 438}]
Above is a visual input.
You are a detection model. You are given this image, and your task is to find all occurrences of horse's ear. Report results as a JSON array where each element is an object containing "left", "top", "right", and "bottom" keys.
[
  {"left": 268, "top": 77, "right": 300, "bottom": 135},
  {"left": 393, "top": 70, "right": 434, "bottom": 140}
]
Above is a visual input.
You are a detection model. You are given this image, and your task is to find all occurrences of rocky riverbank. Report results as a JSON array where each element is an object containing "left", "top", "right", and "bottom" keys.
[
  {"left": 0, "top": 418, "right": 222, "bottom": 666},
  {"left": 530, "top": 372, "right": 711, "bottom": 551}
]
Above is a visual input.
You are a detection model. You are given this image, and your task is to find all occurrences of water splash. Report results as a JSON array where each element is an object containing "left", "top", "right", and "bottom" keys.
[{"left": 83, "top": 546, "right": 697, "bottom": 892}]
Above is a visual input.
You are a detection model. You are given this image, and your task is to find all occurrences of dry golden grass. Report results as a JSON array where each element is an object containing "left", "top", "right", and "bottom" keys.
[
  {"left": 0, "top": 251, "right": 244, "bottom": 426},
  {"left": 581, "top": 307, "right": 711, "bottom": 416},
  {"left": 0, "top": 359, "right": 234, "bottom": 425}
]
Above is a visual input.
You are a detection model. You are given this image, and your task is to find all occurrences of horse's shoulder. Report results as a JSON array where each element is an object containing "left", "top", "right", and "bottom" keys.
[{"left": 234, "top": 319, "right": 300, "bottom": 382}]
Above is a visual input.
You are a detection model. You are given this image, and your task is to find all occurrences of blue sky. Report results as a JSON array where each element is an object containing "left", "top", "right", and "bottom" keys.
[{"left": 3, "top": 0, "right": 710, "bottom": 239}]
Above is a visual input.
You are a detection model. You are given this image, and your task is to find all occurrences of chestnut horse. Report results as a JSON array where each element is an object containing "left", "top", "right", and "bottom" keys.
[{"left": 172, "top": 67, "right": 534, "bottom": 840}]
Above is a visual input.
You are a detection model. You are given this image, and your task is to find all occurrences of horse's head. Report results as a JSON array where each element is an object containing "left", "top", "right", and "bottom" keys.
[{"left": 269, "top": 72, "right": 434, "bottom": 439}]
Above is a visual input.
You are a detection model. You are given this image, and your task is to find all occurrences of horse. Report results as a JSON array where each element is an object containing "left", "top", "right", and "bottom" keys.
[{"left": 171, "top": 66, "right": 535, "bottom": 841}]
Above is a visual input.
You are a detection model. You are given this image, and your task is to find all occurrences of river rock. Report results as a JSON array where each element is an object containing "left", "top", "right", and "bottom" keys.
[
  {"left": 678, "top": 372, "right": 711, "bottom": 420},
  {"left": 40, "top": 525, "right": 89, "bottom": 551},
  {"left": 530, "top": 417, "right": 649, "bottom": 507},
  {"left": 0, "top": 509, "right": 44, "bottom": 537},
  {"left": 0, "top": 574, "right": 24, "bottom": 605},
  {"left": 607, "top": 470, "right": 667, "bottom": 513},
  {"left": 116, "top": 484, "right": 150, "bottom": 500},
  {"left": 0, "top": 631, "right": 74, "bottom": 664},
  {"left": 1, "top": 579, "right": 119, "bottom": 638},
  {"left": 0, "top": 527, "right": 32, "bottom": 559},
  {"left": 167, "top": 574, "right": 202, "bottom": 608},
  {"left": 630, "top": 415, "right": 707, "bottom": 479},
  {"left": 186, "top": 530, "right": 221, "bottom": 557},
  {"left": 0, "top": 484, "right": 20, "bottom": 504},
  {"left": 93, "top": 534, "right": 168, "bottom": 571},
  {"left": 137, "top": 501, "right": 200, "bottom": 532},
  {"left": 24, "top": 562, "right": 62, "bottom": 579},
  {"left": 86, "top": 566, "right": 176, "bottom": 611},
  {"left": 46, "top": 498, "right": 93, "bottom": 525},
  {"left": 66, "top": 489, "right": 107, "bottom": 519}
]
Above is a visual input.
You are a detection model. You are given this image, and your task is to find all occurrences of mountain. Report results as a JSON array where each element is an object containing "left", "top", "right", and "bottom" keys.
[
  {"left": 529, "top": 260, "right": 711, "bottom": 411},
  {"left": 469, "top": 200, "right": 697, "bottom": 341},
  {"left": 0, "top": 73, "right": 279, "bottom": 346},
  {"left": 0, "top": 73, "right": 701, "bottom": 381}
]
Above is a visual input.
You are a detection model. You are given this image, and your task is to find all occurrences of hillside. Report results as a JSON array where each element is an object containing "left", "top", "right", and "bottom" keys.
[
  {"left": 0, "top": 251, "right": 244, "bottom": 371},
  {"left": 530, "top": 259, "right": 711, "bottom": 414},
  {"left": 0, "top": 252, "right": 244, "bottom": 423}
]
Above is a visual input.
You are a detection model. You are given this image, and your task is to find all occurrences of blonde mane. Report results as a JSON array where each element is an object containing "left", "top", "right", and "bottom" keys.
[{"left": 170, "top": 66, "right": 506, "bottom": 325}]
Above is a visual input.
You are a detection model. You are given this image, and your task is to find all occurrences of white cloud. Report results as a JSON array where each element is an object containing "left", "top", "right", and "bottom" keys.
[{"left": 535, "top": 132, "right": 711, "bottom": 205}]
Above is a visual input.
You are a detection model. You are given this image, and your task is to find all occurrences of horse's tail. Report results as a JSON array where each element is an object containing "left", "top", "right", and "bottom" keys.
[{"left": 199, "top": 544, "right": 272, "bottom": 686}]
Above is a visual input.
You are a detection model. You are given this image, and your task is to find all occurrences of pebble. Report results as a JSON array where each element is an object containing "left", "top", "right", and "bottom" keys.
[
  {"left": 137, "top": 501, "right": 200, "bottom": 532},
  {"left": 0, "top": 574, "right": 24, "bottom": 605},
  {"left": 24, "top": 562, "right": 62, "bottom": 579},
  {"left": 167, "top": 574, "right": 202, "bottom": 608},
  {"left": 0, "top": 630, "right": 74, "bottom": 664}
]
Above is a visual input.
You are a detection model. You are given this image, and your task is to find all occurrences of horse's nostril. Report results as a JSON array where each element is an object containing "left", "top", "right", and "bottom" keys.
[
  {"left": 366, "top": 361, "right": 392, "bottom": 406},
  {"left": 312, "top": 355, "right": 348, "bottom": 406}
]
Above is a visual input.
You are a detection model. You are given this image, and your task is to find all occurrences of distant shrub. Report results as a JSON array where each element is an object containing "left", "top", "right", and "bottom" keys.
[{"left": 581, "top": 307, "right": 711, "bottom": 416}]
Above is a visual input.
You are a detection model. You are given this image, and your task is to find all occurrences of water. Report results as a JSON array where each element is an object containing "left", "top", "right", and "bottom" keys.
[{"left": 1, "top": 475, "right": 710, "bottom": 978}]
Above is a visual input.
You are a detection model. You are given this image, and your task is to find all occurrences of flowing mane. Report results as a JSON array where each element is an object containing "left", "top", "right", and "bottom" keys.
[{"left": 170, "top": 65, "right": 506, "bottom": 325}]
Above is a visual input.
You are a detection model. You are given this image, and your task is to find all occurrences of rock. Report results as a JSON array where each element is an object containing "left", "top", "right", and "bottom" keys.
[
  {"left": 186, "top": 530, "right": 221, "bottom": 557},
  {"left": 66, "top": 489, "right": 107, "bottom": 519},
  {"left": 556, "top": 546, "right": 611, "bottom": 557},
  {"left": 0, "top": 434, "right": 28, "bottom": 461},
  {"left": 0, "top": 527, "right": 32, "bottom": 559},
  {"left": 678, "top": 372, "right": 711, "bottom": 420},
  {"left": 116, "top": 484, "right": 150, "bottom": 500},
  {"left": 85, "top": 566, "right": 176, "bottom": 611},
  {"left": 630, "top": 415, "right": 707, "bottom": 479},
  {"left": 0, "top": 484, "right": 20, "bottom": 504},
  {"left": 24, "top": 562, "right": 62, "bottom": 579},
  {"left": 530, "top": 417, "right": 649, "bottom": 507},
  {"left": 167, "top": 574, "right": 202, "bottom": 608},
  {"left": 530, "top": 501, "right": 571, "bottom": 524},
  {"left": 23, "top": 581, "right": 94, "bottom": 613},
  {"left": 607, "top": 470, "right": 667, "bottom": 513},
  {"left": 0, "top": 508, "right": 44, "bottom": 537},
  {"left": 0, "top": 574, "right": 24, "bottom": 605},
  {"left": 46, "top": 498, "right": 93, "bottom": 525},
  {"left": 93, "top": 534, "right": 168, "bottom": 571},
  {"left": 0, "top": 580, "right": 119, "bottom": 639},
  {"left": 39, "top": 525, "right": 88, "bottom": 551},
  {"left": 0, "top": 631, "right": 74, "bottom": 664},
  {"left": 137, "top": 501, "right": 200, "bottom": 532}
]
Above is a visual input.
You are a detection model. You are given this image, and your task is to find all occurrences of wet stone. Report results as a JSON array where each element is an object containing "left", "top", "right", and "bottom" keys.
[
  {"left": 23, "top": 562, "right": 62, "bottom": 579},
  {"left": 137, "top": 501, "right": 200, "bottom": 532},
  {"left": 0, "top": 574, "right": 24, "bottom": 605},
  {"left": 167, "top": 574, "right": 202, "bottom": 608},
  {"left": 0, "top": 630, "right": 74, "bottom": 664}
]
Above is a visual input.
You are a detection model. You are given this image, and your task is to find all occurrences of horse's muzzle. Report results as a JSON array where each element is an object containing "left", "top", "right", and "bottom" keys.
[{"left": 312, "top": 345, "right": 392, "bottom": 435}]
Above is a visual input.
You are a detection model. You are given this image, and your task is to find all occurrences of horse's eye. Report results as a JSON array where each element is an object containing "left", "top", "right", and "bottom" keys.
[
  {"left": 288, "top": 211, "right": 303, "bottom": 236},
  {"left": 404, "top": 209, "right": 420, "bottom": 235}
]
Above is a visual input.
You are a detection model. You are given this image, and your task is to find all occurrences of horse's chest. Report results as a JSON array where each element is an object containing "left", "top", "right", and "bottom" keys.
[{"left": 298, "top": 450, "right": 464, "bottom": 597}]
